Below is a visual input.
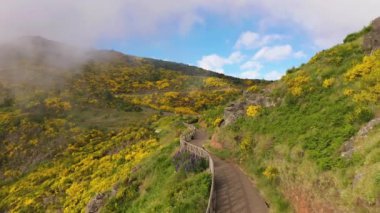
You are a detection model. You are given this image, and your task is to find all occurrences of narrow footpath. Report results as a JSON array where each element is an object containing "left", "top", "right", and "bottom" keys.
[{"left": 191, "top": 129, "right": 269, "bottom": 213}]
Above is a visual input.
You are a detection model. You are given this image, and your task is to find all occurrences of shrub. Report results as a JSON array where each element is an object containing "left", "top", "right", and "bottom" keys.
[
  {"left": 343, "top": 88, "right": 354, "bottom": 96},
  {"left": 246, "top": 85, "right": 258, "bottom": 93},
  {"left": 263, "top": 166, "right": 278, "bottom": 180},
  {"left": 172, "top": 150, "right": 208, "bottom": 173},
  {"left": 213, "top": 117, "right": 223, "bottom": 127},
  {"left": 322, "top": 78, "right": 335, "bottom": 88},
  {"left": 246, "top": 105, "right": 261, "bottom": 117},
  {"left": 343, "top": 26, "right": 372, "bottom": 43},
  {"left": 203, "top": 77, "right": 229, "bottom": 88}
]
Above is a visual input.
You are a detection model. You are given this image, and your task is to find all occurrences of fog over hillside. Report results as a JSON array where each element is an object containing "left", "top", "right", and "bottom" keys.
[{"left": 1, "top": 0, "right": 380, "bottom": 47}]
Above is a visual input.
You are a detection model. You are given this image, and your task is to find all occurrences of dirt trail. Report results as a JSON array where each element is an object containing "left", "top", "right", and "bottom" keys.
[{"left": 191, "top": 129, "right": 269, "bottom": 213}]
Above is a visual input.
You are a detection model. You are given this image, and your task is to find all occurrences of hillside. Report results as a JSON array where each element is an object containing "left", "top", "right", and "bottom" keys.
[
  {"left": 208, "top": 18, "right": 380, "bottom": 212},
  {"left": 0, "top": 37, "right": 257, "bottom": 212},
  {"left": 1, "top": 17, "right": 380, "bottom": 213}
]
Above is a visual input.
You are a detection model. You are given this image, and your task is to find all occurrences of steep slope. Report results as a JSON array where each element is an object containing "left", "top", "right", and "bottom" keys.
[
  {"left": 209, "top": 18, "right": 380, "bottom": 212},
  {"left": 0, "top": 37, "right": 256, "bottom": 212}
]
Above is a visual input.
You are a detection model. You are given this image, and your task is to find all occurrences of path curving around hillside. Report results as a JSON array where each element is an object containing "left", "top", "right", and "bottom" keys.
[{"left": 191, "top": 129, "right": 269, "bottom": 213}]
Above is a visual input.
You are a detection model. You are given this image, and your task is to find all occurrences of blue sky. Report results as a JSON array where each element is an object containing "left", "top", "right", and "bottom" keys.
[
  {"left": 97, "top": 14, "right": 315, "bottom": 80},
  {"left": 2, "top": 0, "right": 380, "bottom": 80}
]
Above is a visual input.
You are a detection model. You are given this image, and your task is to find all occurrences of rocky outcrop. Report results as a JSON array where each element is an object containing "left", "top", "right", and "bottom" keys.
[
  {"left": 223, "top": 101, "right": 246, "bottom": 126},
  {"left": 222, "top": 92, "right": 277, "bottom": 126},
  {"left": 341, "top": 117, "right": 380, "bottom": 157},
  {"left": 363, "top": 17, "right": 380, "bottom": 53},
  {"left": 86, "top": 192, "right": 112, "bottom": 213}
]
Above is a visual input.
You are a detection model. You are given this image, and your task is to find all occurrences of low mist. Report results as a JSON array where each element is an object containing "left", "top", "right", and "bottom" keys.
[{"left": 0, "top": 36, "right": 91, "bottom": 90}]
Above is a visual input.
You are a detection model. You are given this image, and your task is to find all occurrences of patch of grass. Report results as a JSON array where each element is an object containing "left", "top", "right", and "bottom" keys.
[
  {"left": 204, "top": 143, "right": 234, "bottom": 160},
  {"left": 103, "top": 141, "right": 211, "bottom": 213},
  {"left": 241, "top": 159, "right": 292, "bottom": 212},
  {"left": 343, "top": 26, "right": 372, "bottom": 43}
]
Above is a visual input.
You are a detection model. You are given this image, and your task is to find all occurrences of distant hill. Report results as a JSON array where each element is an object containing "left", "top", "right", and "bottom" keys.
[{"left": 0, "top": 36, "right": 258, "bottom": 90}]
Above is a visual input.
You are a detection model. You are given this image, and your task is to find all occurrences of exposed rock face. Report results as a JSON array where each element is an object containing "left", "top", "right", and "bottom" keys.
[
  {"left": 86, "top": 192, "right": 110, "bottom": 213},
  {"left": 222, "top": 92, "right": 277, "bottom": 126},
  {"left": 363, "top": 17, "right": 380, "bottom": 53},
  {"left": 341, "top": 117, "right": 380, "bottom": 157},
  {"left": 223, "top": 101, "right": 246, "bottom": 126},
  {"left": 244, "top": 91, "right": 277, "bottom": 107}
]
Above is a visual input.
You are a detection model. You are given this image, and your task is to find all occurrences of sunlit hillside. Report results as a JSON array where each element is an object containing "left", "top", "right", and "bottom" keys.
[
  {"left": 210, "top": 22, "right": 380, "bottom": 212},
  {"left": 1, "top": 16, "right": 380, "bottom": 213},
  {"left": 0, "top": 37, "right": 260, "bottom": 212}
]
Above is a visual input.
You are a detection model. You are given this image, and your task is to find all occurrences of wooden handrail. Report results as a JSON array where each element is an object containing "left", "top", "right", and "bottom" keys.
[{"left": 180, "top": 125, "right": 216, "bottom": 213}]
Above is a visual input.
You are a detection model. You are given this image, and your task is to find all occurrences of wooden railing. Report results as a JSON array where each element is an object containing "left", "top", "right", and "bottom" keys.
[{"left": 180, "top": 124, "right": 216, "bottom": 213}]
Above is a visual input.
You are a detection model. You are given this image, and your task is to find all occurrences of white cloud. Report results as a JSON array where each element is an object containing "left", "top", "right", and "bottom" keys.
[
  {"left": 234, "top": 31, "right": 281, "bottom": 49},
  {"left": 0, "top": 0, "right": 379, "bottom": 48},
  {"left": 234, "top": 32, "right": 260, "bottom": 49},
  {"left": 294, "top": 51, "right": 307, "bottom": 58},
  {"left": 263, "top": 70, "right": 283, "bottom": 80},
  {"left": 197, "top": 54, "right": 227, "bottom": 73},
  {"left": 256, "top": 0, "right": 380, "bottom": 47},
  {"left": 253, "top": 45, "right": 293, "bottom": 61},
  {"left": 0, "top": 0, "right": 254, "bottom": 45},
  {"left": 228, "top": 51, "right": 245, "bottom": 63},
  {"left": 240, "top": 60, "right": 262, "bottom": 71},
  {"left": 240, "top": 70, "right": 260, "bottom": 79},
  {"left": 197, "top": 51, "right": 245, "bottom": 73}
]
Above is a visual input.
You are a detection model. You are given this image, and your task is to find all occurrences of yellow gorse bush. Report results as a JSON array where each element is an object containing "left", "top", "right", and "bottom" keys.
[
  {"left": 322, "top": 78, "right": 335, "bottom": 88},
  {"left": 263, "top": 166, "right": 278, "bottom": 180},
  {"left": 344, "top": 49, "right": 380, "bottom": 104},
  {"left": 284, "top": 73, "right": 310, "bottom": 96},
  {"left": 343, "top": 88, "right": 354, "bottom": 96},
  {"left": 246, "top": 85, "right": 258, "bottom": 93},
  {"left": 345, "top": 49, "right": 380, "bottom": 81},
  {"left": 1, "top": 127, "right": 158, "bottom": 212},
  {"left": 246, "top": 105, "right": 261, "bottom": 117},
  {"left": 203, "top": 77, "right": 229, "bottom": 88},
  {"left": 44, "top": 97, "right": 72, "bottom": 112},
  {"left": 213, "top": 117, "right": 223, "bottom": 127}
]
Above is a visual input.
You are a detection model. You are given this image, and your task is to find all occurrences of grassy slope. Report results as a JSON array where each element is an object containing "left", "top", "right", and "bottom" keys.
[
  {"left": 0, "top": 40, "right": 239, "bottom": 212},
  {"left": 208, "top": 27, "right": 380, "bottom": 212},
  {"left": 103, "top": 138, "right": 211, "bottom": 212}
]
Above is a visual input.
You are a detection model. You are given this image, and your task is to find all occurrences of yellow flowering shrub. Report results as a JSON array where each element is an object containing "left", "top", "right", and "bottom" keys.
[
  {"left": 345, "top": 50, "right": 380, "bottom": 81},
  {"left": 203, "top": 77, "right": 229, "bottom": 88},
  {"left": 246, "top": 105, "right": 261, "bottom": 117},
  {"left": 156, "top": 79, "right": 170, "bottom": 89},
  {"left": 174, "top": 107, "right": 197, "bottom": 115},
  {"left": 213, "top": 117, "right": 223, "bottom": 127},
  {"left": 289, "top": 86, "right": 302, "bottom": 96},
  {"left": 322, "top": 78, "right": 335, "bottom": 88},
  {"left": 1, "top": 127, "right": 159, "bottom": 212},
  {"left": 343, "top": 50, "right": 380, "bottom": 104},
  {"left": 246, "top": 85, "right": 258, "bottom": 93},
  {"left": 353, "top": 91, "right": 377, "bottom": 104},
  {"left": 284, "top": 73, "right": 310, "bottom": 96},
  {"left": 343, "top": 88, "right": 354, "bottom": 96},
  {"left": 239, "top": 138, "right": 251, "bottom": 154},
  {"left": 44, "top": 97, "right": 72, "bottom": 112},
  {"left": 263, "top": 166, "right": 278, "bottom": 180}
]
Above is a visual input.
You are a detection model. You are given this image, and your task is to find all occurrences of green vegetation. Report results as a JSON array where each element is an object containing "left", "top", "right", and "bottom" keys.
[
  {"left": 210, "top": 27, "right": 380, "bottom": 212},
  {"left": 103, "top": 141, "right": 211, "bottom": 213},
  {"left": 1, "top": 23, "right": 380, "bottom": 212},
  {"left": 343, "top": 26, "right": 372, "bottom": 43},
  {"left": 0, "top": 38, "right": 236, "bottom": 212}
]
